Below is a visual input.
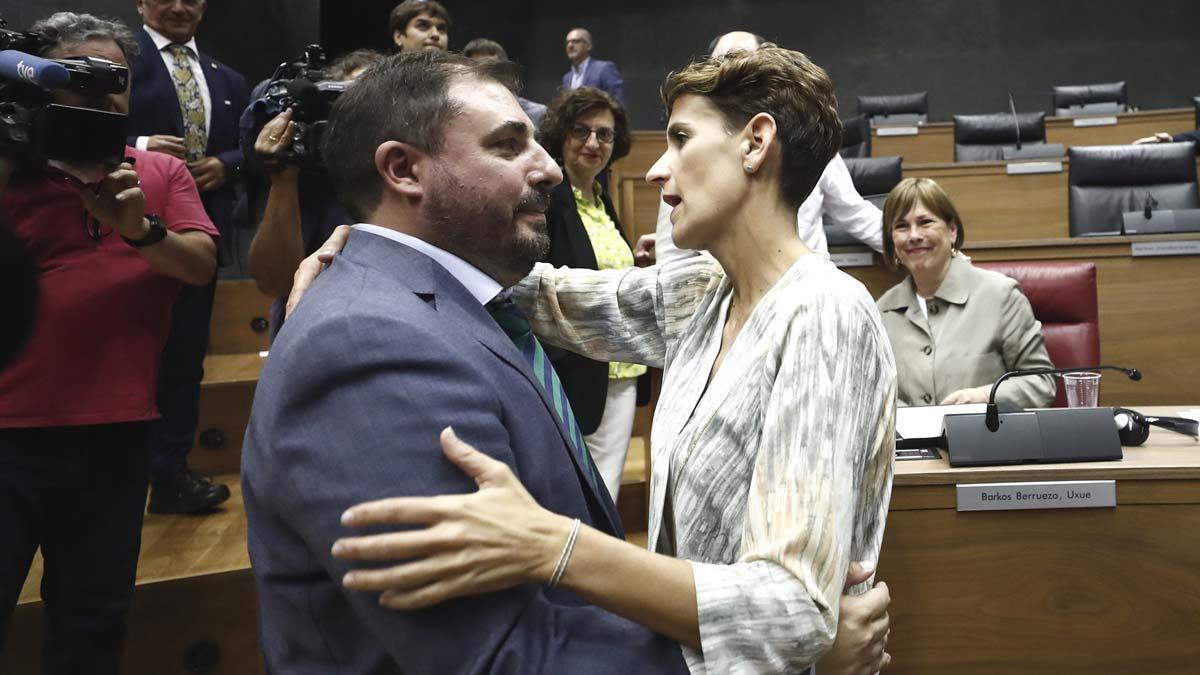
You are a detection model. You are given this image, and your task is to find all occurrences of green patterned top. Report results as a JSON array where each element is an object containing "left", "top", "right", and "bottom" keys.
[{"left": 572, "top": 181, "right": 647, "bottom": 381}]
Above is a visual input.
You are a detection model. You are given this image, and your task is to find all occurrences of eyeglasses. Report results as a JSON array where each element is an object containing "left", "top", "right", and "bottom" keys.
[{"left": 569, "top": 125, "right": 615, "bottom": 144}]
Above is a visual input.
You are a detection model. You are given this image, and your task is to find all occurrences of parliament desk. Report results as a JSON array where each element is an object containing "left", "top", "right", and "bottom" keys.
[
  {"left": 870, "top": 107, "right": 1197, "bottom": 164},
  {"left": 878, "top": 409, "right": 1200, "bottom": 674},
  {"left": 835, "top": 233, "right": 1200, "bottom": 407}
]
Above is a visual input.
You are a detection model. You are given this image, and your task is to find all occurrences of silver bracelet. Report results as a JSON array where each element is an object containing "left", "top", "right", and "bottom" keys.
[{"left": 548, "top": 518, "right": 582, "bottom": 587}]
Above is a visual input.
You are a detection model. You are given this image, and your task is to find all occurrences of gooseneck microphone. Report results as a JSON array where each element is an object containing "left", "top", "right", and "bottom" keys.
[
  {"left": 0, "top": 49, "right": 70, "bottom": 89},
  {"left": 985, "top": 365, "right": 1142, "bottom": 431},
  {"left": 1007, "top": 91, "right": 1022, "bottom": 150}
]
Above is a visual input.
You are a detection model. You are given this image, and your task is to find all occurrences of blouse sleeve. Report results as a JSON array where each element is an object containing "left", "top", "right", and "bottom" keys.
[
  {"left": 511, "top": 255, "right": 722, "bottom": 370},
  {"left": 996, "top": 284, "right": 1057, "bottom": 408},
  {"left": 688, "top": 287, "right": 897, "bottom": 671}
]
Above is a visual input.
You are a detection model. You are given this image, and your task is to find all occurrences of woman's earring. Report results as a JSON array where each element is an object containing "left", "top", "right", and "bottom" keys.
[{"left": 744, "top": 164, "right": 753, "bottom": 173}]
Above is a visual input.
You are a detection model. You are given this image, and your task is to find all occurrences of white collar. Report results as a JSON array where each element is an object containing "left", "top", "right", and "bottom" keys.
[
  {"left": 143, "top": 24, "right": 199, "bottom": 58},
  {"left": 573, "top": 57, "right": 591, "bottom": 74},
  {"left": 353, "top": 224, "right": 502, "bottom": 306}
]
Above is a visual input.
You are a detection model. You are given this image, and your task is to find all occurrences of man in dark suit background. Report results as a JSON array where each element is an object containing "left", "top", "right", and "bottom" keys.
[
  {"left": 241, "top": 51, "right": 690, "bottom": 673},
  {"left": 127, "top": 0, "right": 247, "bottom": 513},
  {"left": 561, "top": 28, "right": 625, "bottom": 105}
]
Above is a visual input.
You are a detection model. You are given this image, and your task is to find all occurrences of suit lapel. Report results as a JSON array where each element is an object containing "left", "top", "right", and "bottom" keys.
[
  {"left": 139, "top": 30, "right": 185, "bottom": 136},
  {"left": 345, "top": 231, "right": 619, "bottom": 532},
  {"left": 554, "top": 182, "right": 600, "bottom": 270}
]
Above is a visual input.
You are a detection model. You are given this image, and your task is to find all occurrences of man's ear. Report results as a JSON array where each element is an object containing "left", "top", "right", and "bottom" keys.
[
  {"left": 374, "top": 140, "right": 425, "bottom": 200},
  {"left": 740, "top": 112, "right": 778, "bottom": 174}
]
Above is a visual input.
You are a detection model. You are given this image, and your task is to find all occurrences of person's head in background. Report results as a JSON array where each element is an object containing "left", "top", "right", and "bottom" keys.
[
  {"left": 540, "top": 87, "right": 631, "bottom": 193},
  {"left": 321, "top": 51, "right": 561, "bottom": 287},
  {"left": 32, "top": 12, "right": 139, "bottom": 115},
  {"left": 462, "top": 38, "right": 507, "bottom": 64},
  {"left": 328, "top": 48, "right": 385, "bottom": 81},
  {"left": 564, "top": 28, "right": 592, "bottom": 66},
  {"left": 647, "top": 47, "right": 841, "bottom": 254},
  {"left": 707, "top": 31, "right": 767, "bottom": 57},
  {"left": 389, "top": 0, "right": 450, "bottom": 53},
  {"left": 881, "top": 177, "right": 965, "bottom": 286},
  {"left": 136, "top": 0, "right": 205, "bottom": 44}
]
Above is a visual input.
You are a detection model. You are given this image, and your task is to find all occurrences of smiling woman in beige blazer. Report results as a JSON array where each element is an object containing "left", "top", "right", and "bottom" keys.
[{"left": 876, "top": 177, "right": 1055, "bottom": 408}]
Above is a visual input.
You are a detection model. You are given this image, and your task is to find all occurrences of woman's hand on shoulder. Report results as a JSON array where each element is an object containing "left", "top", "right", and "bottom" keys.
[{"left": 285, "top": 224, "right": 352, "bottom": 317}]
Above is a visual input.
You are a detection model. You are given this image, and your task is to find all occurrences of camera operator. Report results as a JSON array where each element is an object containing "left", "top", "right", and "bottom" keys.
[
  {"left": 245, "top": 49, "right": 381, "bottom": 338},
  {"left": 0, "top": 13, "right": 217, "bottom": 673}
]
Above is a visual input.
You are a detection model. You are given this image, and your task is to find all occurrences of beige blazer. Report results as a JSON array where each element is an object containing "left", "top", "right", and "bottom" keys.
[{"left": 877, "top": 255, "right": 1056, "bottom": 408}]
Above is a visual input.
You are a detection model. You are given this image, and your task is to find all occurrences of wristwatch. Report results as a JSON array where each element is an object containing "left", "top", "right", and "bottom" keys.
[{"left": 122, "top": 214, "right": 168, "bottom": 248}]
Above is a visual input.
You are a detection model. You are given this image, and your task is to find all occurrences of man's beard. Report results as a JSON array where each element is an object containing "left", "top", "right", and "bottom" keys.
[{"left": 423, "top": 167, "right": 552, "bottom": 287}]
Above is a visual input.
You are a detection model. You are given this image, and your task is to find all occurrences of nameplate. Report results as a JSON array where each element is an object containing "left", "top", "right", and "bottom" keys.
[
  {"left": 1072, "top": 116, "right": 1118, "bottom": 127},
  {"left": 1006, "top": 161, "right": 1063, "bottom": 175},
  {"left": 877, "top": 126, "right": 919, "bottom": 137},
  {"left": 1131, "top": 240, "right": 1200, "bottom": 257},
  {"left": 830, "top": 252, "right": 874, "bottom": 268},
  {"left": 957, "top": 480, "right": 1115, "bottom": 512}
]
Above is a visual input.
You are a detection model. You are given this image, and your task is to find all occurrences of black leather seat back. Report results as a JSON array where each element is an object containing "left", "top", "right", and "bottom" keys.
[
  {"left": 1068, "top": 142, "right": 1200, "bottom": 236},
  {"left": 953, "top": 112, "right": 1047, "bottom": 161},
  {"left": 1052, "top": 81, "right": 1128, "bottom": 115},
  {"left": 839, "top": 115, "right": 871, "bottom": 158},
  {"left": 858, "top": 91, "right": 928, "bottom": 119}
]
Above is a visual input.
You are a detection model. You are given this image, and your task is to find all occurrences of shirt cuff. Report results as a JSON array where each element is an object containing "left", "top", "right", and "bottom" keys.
[{"left": 136, "top": 136, "right": 150, "bottom": 152}]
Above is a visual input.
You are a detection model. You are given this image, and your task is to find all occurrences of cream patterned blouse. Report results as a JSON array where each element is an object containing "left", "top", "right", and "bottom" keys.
[{"left": 514, "top": 252, "right": 897, "bottom": 673}]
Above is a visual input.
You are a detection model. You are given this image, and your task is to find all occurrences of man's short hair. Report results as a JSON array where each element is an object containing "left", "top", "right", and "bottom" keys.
[
  {"left": 567, "top": 28, "right": 593, "bottom": 45},
  {"left": 328, "top": 49, "right": 385, "bottom": 80},
  {"left": 462, "top": 38, "right": 507, "bottom": 62},
  {"left": 389, "top": 0, "right": 451, "bottom": 37},
  {"left": 322, "top": 51, "right": 517, "bottom": 222},
  {"left": 30, "top": 12, "right": 139, "bottom": 61},
  {"left": 662, "top": 47, "right": 842, "bottom": 208}
]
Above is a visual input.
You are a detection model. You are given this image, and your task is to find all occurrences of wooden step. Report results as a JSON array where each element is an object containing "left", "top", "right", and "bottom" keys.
[
  {"left": 209, "top": 280, "right": 274, "bottom": 355},
  {"left": 189, "top": 353, "right": 265, "bottom": 476}
]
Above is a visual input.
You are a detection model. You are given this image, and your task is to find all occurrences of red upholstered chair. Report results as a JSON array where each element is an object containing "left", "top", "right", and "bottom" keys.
[{"left": 975, "top": 261, "right": 1099, "bottom": 407}]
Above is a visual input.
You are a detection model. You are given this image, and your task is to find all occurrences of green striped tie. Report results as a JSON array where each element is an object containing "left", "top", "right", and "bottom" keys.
[
  {"left": 167, "top": 44, "right": 207, "bottom": 161},
  {"left": 486, "top": 294, "right": 601, "bottom": 493}
]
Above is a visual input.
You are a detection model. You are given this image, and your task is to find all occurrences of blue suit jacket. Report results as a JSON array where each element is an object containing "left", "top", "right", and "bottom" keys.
[
  {"left": 242, "top": 229, "right": 688, "bottom": 674},
  {"left": 127, "top": 28, "right": 247, "bottom": 237},
  {"left": 561, "top": 59, "right": 625, "bottom": 105}
]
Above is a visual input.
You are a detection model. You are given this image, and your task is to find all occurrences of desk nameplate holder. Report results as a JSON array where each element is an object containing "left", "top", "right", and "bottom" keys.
[
  {"left": 1006, "top": 160, "right": 1063, "bottom": 175},
  {"left": 830, "top": 251, "right": 874, "bottom": 268},
  {"left": 1121, "top": 209, "right": 1200, "bottom": 236},
  {"left": 876, "top": 125, "right": 919, "bottom": 137},
  {"left": 1131, "top": 239, "right": 1200, "bottom": 257},
  {"left": 1072, "top": 115, "right": 1119, "bottom": 128},
  {"left": 942, "top": 407, "right": 1123, "bottom": 467},
  {"left": 957, "top": 480, "right": 1116, "bottom": 512}
]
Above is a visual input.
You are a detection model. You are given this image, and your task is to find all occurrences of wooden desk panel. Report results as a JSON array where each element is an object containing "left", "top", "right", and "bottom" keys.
[
  {"left": 870, "top": 107, "right": 1196, "bottom": 164},
  {"left": 837, "top": 235, "right": 1200, "bottom": 406},
  {"left": 879, "top": 418, "right": 1200, "bottom": 674}
]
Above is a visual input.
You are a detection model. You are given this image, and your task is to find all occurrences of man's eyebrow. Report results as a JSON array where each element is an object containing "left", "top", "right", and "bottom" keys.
[{"left": 483, "top": 120, "right": 530, "bottom": 142}]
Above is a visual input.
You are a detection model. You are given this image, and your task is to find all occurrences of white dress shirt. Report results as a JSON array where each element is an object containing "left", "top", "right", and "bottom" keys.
[
  {"left": 354, "top": 224, "right": 502, "bottom": 305},
  {"left": 654, "top": 154, "right": 884, "bottom": 263},
  {"left": 135, "top": 24, "right": 212, "bottom": 152},
  {"left": 569, "top": 57, "right": 591, "bottom": 89}
]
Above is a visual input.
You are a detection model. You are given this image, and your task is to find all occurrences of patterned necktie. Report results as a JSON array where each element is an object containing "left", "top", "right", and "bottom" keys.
[
  {"left": 166, "top": 44, "right": 207, "bottom": 161},
  {"left": 486, "top": 294, "right": 601, "bottom": 493}
]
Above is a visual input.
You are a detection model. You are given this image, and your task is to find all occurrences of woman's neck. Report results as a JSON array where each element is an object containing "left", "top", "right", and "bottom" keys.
[
  {"left": 565, "top": 165, "right": 598, "bottom": 202},
  {"left": 708, "top": 194, "right": 810, "bottom": 314},
  {"left": 912, "top": 256, "right": 954, "bottom": 299}
]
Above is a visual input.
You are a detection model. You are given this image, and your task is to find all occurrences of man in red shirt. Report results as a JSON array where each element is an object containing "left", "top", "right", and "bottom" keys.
[{"left": 0, "top": 13, "right": 218, "bottom": 674}]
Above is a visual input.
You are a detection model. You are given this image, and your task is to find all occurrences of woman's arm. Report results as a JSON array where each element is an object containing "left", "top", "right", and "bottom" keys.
[
  {"left": 996, "top": 284, "right": 1057, "bottom": 408},
  {"left": 512, "top": 256, "right": 721, "bottom": 369}
]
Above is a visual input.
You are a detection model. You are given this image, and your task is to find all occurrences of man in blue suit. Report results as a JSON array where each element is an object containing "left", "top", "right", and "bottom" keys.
[
  {"left": 127, "top": 0, "right": 247, "bottom": 513},
  {"left": 562, "top": 28, "right": 625, "bottom": 105},
  {"left": 241, "top": 51, "right": 689, "bottom": 673}
]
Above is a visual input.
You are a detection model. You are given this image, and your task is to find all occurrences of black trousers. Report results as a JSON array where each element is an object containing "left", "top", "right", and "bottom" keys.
[
  {"left": 150, "top": 275, "right": 217, "bottom": 480},
  {"left": 0, "top": 423, "right": 150, "bottom": 675}
]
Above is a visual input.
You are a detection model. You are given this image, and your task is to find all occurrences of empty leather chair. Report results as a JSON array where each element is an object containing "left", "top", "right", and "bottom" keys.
[
  {"left": 839, "top": 115, "right": 871, "bottom": 158},
  {"left": 953, "top": 112, "right": 1047, "bottom": 162},
  {"left": 1052, "top": 81, "right": 1128, "bottom": 115},
  {"left": 824, "top": 156, "right": 901, "bottom": 245},
  {"left": 975, "top": 262, "right": 1098, "bottom": 407},
  {"left": 857, "top": 91, "right": 928, "bottom": 122},
  {"left": 1067, "top": 142, "right": 1200, "bottom": 236}
]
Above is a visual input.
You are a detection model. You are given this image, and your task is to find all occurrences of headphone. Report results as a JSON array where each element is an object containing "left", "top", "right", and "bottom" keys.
[{"left": 1113, "top": 408, "right": 1200, "bottom": 446}]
